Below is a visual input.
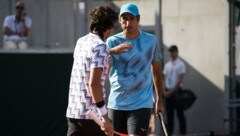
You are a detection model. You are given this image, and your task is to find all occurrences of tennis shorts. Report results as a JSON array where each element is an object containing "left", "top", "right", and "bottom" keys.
[
  {"left": 108, "top": 108, "right": 151, "bottom": 136},
  {"left": 67, "top": 118, "right": 106, "bottom": 136}
]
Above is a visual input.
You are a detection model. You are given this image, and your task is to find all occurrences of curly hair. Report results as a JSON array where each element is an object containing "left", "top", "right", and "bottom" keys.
[{"left": 89, "top": 5, "right": 118, "bottom": 40}]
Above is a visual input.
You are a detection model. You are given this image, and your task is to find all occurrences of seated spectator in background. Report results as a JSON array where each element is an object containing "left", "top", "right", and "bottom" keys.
[{"left": 3, "top": 1, "right": 32, "bottom": 49}]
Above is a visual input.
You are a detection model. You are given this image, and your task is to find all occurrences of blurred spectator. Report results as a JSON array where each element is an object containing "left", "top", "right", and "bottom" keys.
[
  {"left": 163, "top": 45, "right": 187, "bottom": 135},
  {"left": 3, "top": 1, "right": 32, "bottom": 49}
]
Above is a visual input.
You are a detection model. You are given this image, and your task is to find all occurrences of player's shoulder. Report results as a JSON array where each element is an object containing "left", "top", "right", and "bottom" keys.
[
  {"left": 4, "top": 15, "right": 31, "bottom": 22},
  {"left": 177, "top": 58, "right": 184, "bottom": 63},
  {"left": 89, "top": 35, "right": 106, "bottom": 50},
  {"left": 165, "top": 61, "right": 172, "bottom": 67},
  {"left": 107, "top": 32, "right": 124, "bottom": 42},
  {"left": 25, "top": 16, "right": 32, "bottom": 21},
  {"left": 77, "top": 33, "right": 105, "bottom": 46},
  {"left": 5, "top": 15, "right": 14, "bottom": 21},
  {"left": 141, "top": 31, "right": 157, "bottom": 40},
  {"left": 176, "top": 58, "right": 185, "bottom": 67}
]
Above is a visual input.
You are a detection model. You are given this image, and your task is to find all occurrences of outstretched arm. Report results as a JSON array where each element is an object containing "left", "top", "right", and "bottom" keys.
[{"left": 109, "top": 42, "right": 132, "bottom": 55}]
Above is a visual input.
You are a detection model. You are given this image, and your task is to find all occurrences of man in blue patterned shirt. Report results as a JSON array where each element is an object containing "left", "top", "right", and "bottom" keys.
[{"left": 107, "top": 3, "right": 164, "bottom": 136}]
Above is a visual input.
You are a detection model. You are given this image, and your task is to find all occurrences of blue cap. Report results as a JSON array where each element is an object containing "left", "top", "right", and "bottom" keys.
[{"left": 120, "top": 3, "right": 139, "bottom": 16}]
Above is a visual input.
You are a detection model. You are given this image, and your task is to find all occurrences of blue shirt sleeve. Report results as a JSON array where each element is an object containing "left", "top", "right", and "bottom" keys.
[
  {"left": 106, "top": 38, "right": 114, "bottom": 65},
  {"left": 152, "top": 38, "right": 162, "bottom": 62}
]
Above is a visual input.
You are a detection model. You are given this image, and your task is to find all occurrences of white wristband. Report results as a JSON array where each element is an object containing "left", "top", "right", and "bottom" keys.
[{"left": 97, "top": 104, "right": 108, "bottom": 116}]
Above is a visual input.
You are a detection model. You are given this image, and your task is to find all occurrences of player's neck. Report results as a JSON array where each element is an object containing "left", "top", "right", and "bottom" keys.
[
  {"left": 171, "top": 57, "right": 178, "bottom": 62},
  {"left": 91, "top": 30, "right": 107, "bottom": 41},
  {"left": 15, "top": 14, "right": 21, "bottom": 21},
  {"left": 124, "top": 30, "right": 139, "bottom": 39}
]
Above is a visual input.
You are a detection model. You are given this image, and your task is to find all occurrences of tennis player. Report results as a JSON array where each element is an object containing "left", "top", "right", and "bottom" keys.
[
  {"left": 107, "top": 3, "right": 164, "bottom": 136},
  {"left": 65, "top": 5, "right": 120, "bottom": 136}
]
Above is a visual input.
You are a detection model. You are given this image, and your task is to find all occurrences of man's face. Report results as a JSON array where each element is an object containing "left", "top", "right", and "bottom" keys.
[
  {"left": 119, "top": 13, "right": 139, "bottom": 35},
  {"left": 16, "top": 2, "right": 25, "bottom": 15},
  {"left": 169, "top": 51, "right": 178, "bottom": 59}
]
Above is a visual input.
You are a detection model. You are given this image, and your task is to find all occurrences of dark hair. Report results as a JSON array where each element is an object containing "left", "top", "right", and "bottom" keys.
[
  {"left": 168, "top": 45, "right": 178, "bottom": 52},
  {"left": 90, "top": 5, "right": 118, "bottom": 40}
]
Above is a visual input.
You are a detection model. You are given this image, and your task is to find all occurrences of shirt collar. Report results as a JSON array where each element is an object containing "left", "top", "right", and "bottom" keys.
[
  {"left": 122, "top": 30, "right": 142, "bottom": 40},
  {"left": 171, "top": 57, "right": 180, "bottom": 64}
]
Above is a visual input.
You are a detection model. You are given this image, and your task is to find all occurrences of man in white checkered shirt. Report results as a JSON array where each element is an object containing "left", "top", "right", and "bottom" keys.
[{"left": 66, "top": 5, "right": 132, "bottom": 136}]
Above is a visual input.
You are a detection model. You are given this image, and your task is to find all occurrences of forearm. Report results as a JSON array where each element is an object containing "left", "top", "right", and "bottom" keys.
[
  {"left": 172, "top": 74, "right": 184, "bottom": 92},
  {"left": 89, "top": 68, "right": 105, "bottom": 103},
  {"left": 109, "top": 48, "right": 116, "bottom": 55},
  {"left": 108, "top": 42, "right": 132, "bottom": 55},
  {"left": 21, "top": 21, "right": 28, "bottom": 37},
  {"left": 89, "top": 82, "right": 109, "bottom": 119},
  {"left": 152, "top": 62, "right": 165, "bottom": 113},
  {"left": 172, "top": 81, "right": 181, "bottom": 92},
  {"left": 152, "top": 62, "right": 164, "bottom": 101},
  {"left": 109, "top": 47, "right": 123, "bottom": 55},
  {"left": 89, "top": 82, "right": 104, "bottom": 103},
  {"left": 165, "top": 80, "right": 182, "bottom": 97},
  {"left": 153, "top": 73, "right": 164, "bottom": 101},
  {"left": 3, "top": 27, "right": 18, "bottom": 36}
]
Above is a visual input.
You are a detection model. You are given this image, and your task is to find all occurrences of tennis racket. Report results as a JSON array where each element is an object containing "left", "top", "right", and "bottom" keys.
[
  {"left": 158, "top": 113, "right": 168, "bottom": 136},
  {"left": 86, "top": 110, "right": 128, "bottom": 136}
]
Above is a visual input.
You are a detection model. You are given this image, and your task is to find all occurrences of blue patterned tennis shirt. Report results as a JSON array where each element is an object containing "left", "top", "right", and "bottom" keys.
[{"left": 107, "top": 31, "right": 161, "bottom": 110}]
